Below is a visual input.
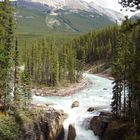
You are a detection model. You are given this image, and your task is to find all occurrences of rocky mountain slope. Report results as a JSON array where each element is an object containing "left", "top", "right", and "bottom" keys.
[
  {"left": 14, "top": 0, "right": 124, "bottom": 35},
  {"left": 19, "top": 0, "right": 124, "bottom": 22}
]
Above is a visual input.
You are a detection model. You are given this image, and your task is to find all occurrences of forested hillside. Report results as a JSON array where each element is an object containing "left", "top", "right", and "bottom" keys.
[{"left": 20, "top": 25, "right": 119, "bottom": 87}]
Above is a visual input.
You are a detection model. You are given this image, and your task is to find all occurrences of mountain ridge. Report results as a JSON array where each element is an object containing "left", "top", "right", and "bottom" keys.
[
  {"left": 14, "top": 0, "right": 125, "bottom": 36},
  {"left": 18, "top": 0, "right": 124, "bottom": 23}
]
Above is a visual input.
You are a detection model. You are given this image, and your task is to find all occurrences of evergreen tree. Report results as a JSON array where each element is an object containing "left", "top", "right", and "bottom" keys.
[
  {"left": 13, "top": 38, "right": 19, "bottom": 105},
  {"left": 21, "top": 71, "right": 32, "bottom": 109},
  {"left": 0, "top": 0, "right": 14, "bottom": 112},
  {"left": 131, "top": 23, "right": 140, "bottom": 134}
]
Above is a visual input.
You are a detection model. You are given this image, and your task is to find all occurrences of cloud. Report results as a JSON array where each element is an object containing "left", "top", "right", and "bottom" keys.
[
  {"left": 84, "top": 0, "right": 122, "bottom": 12},
  {"left": 83, "top": 0, "right": 137, "bottom": 16}
]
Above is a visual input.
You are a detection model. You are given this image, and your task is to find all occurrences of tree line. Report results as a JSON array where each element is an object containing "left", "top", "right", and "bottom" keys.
[
  {"left": 22, "top": 25, "right": 119, "bottom": 87},
  {"left": 68, "top": 25, "right": 119, "bottom": 71},
  {"left": 23, "top": 38, "right": 82, "bottom": 87}
]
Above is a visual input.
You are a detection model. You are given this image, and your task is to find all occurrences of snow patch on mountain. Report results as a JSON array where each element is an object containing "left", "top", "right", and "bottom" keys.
[
  {"left": 89, "top": 2, "right": 124, "bottom": 23},
  {"left": 132, "top": 12, "right": 140, "bottom": 17},
  {"left": 28, "top": 0, "right": 90, "bottom": 10}
]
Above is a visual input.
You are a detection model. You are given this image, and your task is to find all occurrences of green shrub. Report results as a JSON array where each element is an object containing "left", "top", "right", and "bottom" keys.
[{"left": 0, "top": 116, "right": 19, "bottom": 140}]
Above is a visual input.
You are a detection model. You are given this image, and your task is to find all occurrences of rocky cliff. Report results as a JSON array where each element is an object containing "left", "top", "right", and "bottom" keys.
[
  {"left": 90, "top": 112, "right": 135, "bottom": 140},
  {"left": 18, "top": 109, "right": 67, "bottom": 140}
]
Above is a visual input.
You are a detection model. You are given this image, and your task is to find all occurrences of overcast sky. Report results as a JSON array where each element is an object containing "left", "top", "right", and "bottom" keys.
[
  {"left": 84, "top": 0, "right": 122, "bottom": 12},
  {"left": 83, "top": 0, "right": 138, "bottom": 16}
]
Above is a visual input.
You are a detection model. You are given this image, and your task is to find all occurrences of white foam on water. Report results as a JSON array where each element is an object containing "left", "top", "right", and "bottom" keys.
[{"left": 32, "top": 73, "right": 113, "bottom": 140}]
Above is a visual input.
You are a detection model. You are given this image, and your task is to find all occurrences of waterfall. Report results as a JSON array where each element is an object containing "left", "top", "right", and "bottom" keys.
[{"left": 63, "top": 106, "right": 100, "bottom": 140}]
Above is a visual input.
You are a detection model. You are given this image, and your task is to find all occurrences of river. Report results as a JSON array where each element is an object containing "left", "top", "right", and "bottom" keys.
[{"left": 33, "top": 73, "right": 113, "bottom": 140}]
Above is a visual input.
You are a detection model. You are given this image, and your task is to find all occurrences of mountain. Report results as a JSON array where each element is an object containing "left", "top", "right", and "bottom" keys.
[
  {"left": 89, "top": 2, "right": 124, "bottom": 23},
  {"left": 14, "top": 0, "right": 124, "bottom": 35},
  {"left": 24, "top": 0, "right": 91, "bottom": 10},
  {"left": 130, "top": 13, "right": 140, "bottom": 21},
  {"left": 23, "top": 0, "right": 124, "bottom": 22},
  {"left": 14, "top": 0, "right": 51, "bottom": 11}
]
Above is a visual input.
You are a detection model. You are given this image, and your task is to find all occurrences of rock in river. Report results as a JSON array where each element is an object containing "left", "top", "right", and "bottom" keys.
[
  {"left": 71, "top": 101, "right": 79, "bottom": 108},
  {"left": 67, "top": 124, "right": 76, "bottom": 140},
  {"left": 87, "top": 107, "right": 95, "bottom": 112},
  {"left": 90, "top": 112, "right": 111, "bottom": 137}
]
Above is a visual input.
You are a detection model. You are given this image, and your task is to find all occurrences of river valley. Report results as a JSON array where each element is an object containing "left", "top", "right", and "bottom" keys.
[{"left": 33, "top": 73, "right": 113, "bottom": 140}]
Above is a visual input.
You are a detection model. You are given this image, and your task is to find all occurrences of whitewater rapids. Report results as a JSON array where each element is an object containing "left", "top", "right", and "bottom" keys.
[{"left": 33, "top": 73, "right": 113, "bottom": 140}]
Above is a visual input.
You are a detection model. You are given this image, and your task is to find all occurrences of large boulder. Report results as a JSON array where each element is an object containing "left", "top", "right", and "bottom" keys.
[
  {"left": 90, "top": 116, "right": 108, "bottom": 137},
  {"left": 90, "top": 112, "right": 112, "bottom": 137},
  {"left": 71, "top": 101, "right": 79, "bottom": 108},
  {"left": 67, "top": 124, "right": 76, "bottom": 140},
  {"left": 42, "top": 110, "right": 66, "bottom": 140},
  {"left": 90, "top": 112, "right": 133, "bottom": 140}
]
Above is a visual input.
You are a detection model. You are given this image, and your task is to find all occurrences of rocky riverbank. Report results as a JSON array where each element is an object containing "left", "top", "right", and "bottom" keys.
[
  {"left": 31, "top": 73, "right": 114, "bottom": 140},
  {"left": 32, "top": 78, "right": 90, "bottom": 97},
  {"left": 90, "top": 112, "right": 135, "bottom": 140}
]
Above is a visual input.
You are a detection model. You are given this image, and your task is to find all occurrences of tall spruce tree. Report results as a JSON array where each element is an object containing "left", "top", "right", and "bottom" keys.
[
  {"left": 0, "top": 0, "right": 14, "bottom": 112},
  {"left": 131, "top": 22, "right": 140, "bottom": 134},
  {"left": 13, "top": 38, "right": 21, "bottom": 107}
]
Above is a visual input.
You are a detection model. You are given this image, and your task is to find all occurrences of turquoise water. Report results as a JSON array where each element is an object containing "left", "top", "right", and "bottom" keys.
[{"left": 33, "top": 73, "right": 113, "bottom": 140}]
